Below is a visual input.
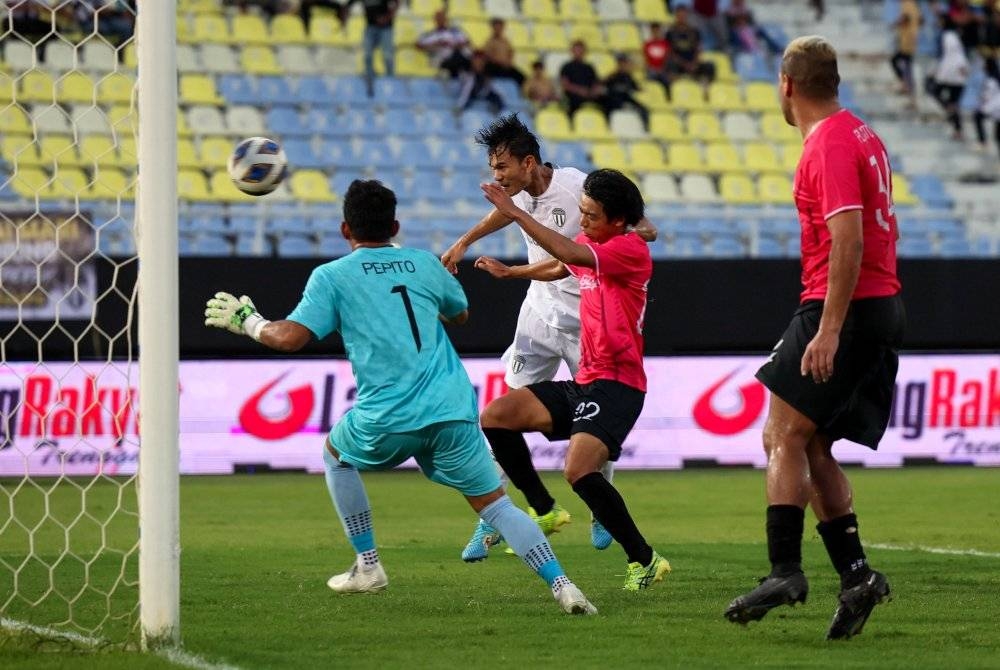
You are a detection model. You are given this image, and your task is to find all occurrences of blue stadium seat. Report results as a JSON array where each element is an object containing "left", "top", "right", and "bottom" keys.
[
  {"left": 267, "top": 107, "right": 309, "bottom": 138},
  {"left": 235, "top": 232, "right": 268, "bottom": 256},
  {"left": 229, "top": 216, "right": 260, "bottom": 234},
  {"left": 357, "top": 139, "right": 398, "bottom": 169},
  {"left": 898, "top": 235, "right": 934, "bottom": 257},
  {"left": 340, "top": 107, "right": 387, "bottom": 138},
  {"left": 397, "top": 138, "right": 440, "bottom": 169},
  {"left": 437, "top": 139, "right": 481, "bottom": 168},
  {"left": 409, "top": 78, "right": 455, "bottom": 108},
  {"left": 755, "top": 236, "right": 786, "bottom": 257},
  {"left": 258, "top": 76, "right": 295, "bottom": 105},
  {"left": 460, "top": 109, "right": 496, "bottom": 134},
  {"left": 409, "top": 169, "right": 448, "bottom": 198},
  {"left": 938, "top": 236, "right": 972, "bottom": 257},
  {"left": 322, "top": 138, "right": 367, "bottom": 169},
  {"left": 276, "top": 235, "right": 317, "bottom": 257},
  {"left": 467, "top": 234, "right": 504, "bottom": 257},
  {"left": 547, "top": 142, "right": 593, "bottom": 170},
  {"left": 218, "top": 74, "right": 258, "bottom": 105},
  {"left": 186, "top": 215, "right": 227, "bottom": 234},
  {"left": 282, "top": 138, "right": 327, "bottom": 169},
  {"left": 329, "top": 168, "right": 368, "bottom": 196},
  {"left": 734, "top": 53, "right": 775, "bottom": 81},
  {"left": 298, "top": 75, "right": 334, "bottom": 105},
  {"left": 305, "top": 108, "right": 346, "bottom": 137},
  {"left": 909, "top": 175, "right": 954, "bottom": 208},
  {"left": 492, "top": 79, "right": 530, "bottom": 111},
  {"left": 318, "top": 232, "right": 353, "bottom": 258},
  {"left": 372, "top": 77, "right": 414, "bottom": 106},
  {"left": 385, "top": 109, "right": 426, "bottom": 137},
  {"left": 710, "top": 236, "right": 746, "bottom": 258},
  {"left": 421, "top": 108, "right": 461, "bottom": 136},
  {"left": 269, "top": 216, "right": 312, "bottom": 235},
  {"left": 668, "top": 233, "right": 706, "bottom": 258},
  {"left": 187, "top": 233, "right": 233, "bottom": 256},
  {"left": 330, "top": 76, "right": 371, "bottom": 104},
  {"left": 448, "top": 170, "right": 485, "bottom": 197}
]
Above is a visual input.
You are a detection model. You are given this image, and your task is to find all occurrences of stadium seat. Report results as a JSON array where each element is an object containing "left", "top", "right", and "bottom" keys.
[
  {"left": 329, "top": 76, "right": 371, "bottom": 104},
  {"left": 210, "top": 170, "right": 255, "bottom": 203},
  {"left": 522, "top": 0, "right": 557, "bottom": 21},
  {"left": 897, "top": 235, "right": 934, "bottom": 257},
  {"left": 277, "top": 45, "right": 319, "bottom": 74},
  {"left": 705, "top": 142, "right": 744, "bottom": 173},
  {"left": 734, "top": 52, "right": 775, "bottom": 82},
  {"left": 892, "top": 173, "right": 919, "bottom": 206},
  {"left": 3, "top": 40, "right": 34, "bottom": 72},
  {"left": 590, "top": 141, "right": 629, "bottom": 171},
  {"left": 605, "top": 21, "right": 642, "bottom": 51},
  {"left": 200, "top": 44, "right": 241, "bottom": 74},
  {"left": 397, "top": 138, "right": 441, "bottom": 169},
  {"left": 758, "top": 174, "right": 793, "bottom": 204},
  {"left": 19, "top": 70, "right": 55, "bottom": 102},
  {"left": 175, "top": 138, "right": 200, "bottom": 170},
  {"left": 591, "top": 51, "right": 617, "bottom": 79},
  {"left": 780, "top": 142, "right": 802, "bottom": 172},
  {"left": 649, "top": 111, "right": 687, "bottom": 141},
  {"left": 39, "top": 135, "right": 83, "bottom": 169},
  {"left": 531, "top": 22, "right": 569, "bottom": 52},
  {"left": 572, "top": 108, "right": 612, "bottom": 141},
  {"left": 719, "top": 174, "right": 759, "bottom": 204},
  {"left": 641, "top": 173, "right": 679, "bottom": 202},
  {"left": 32, "top": 104, "right": 72, "bottom": 135},
  {"left": 372, "top": 77, "right": 415, "bottom": 106},
  {"left": 283, "top": 138, "right": 328, "bottom": 170},
  {"left": 188, "top": 106, "right": 228, "bottom": 135},
  {"left": 760, "top": 113, "right": 799, "bottom": 142},
  {"left": 178, "top": 168, "right": 212, "bottom": 201},
  {"left": 702, "top": 52, "right": 737, "bottom": 83},
  {"left": 569, "top": 22, "right": 604, "bottom": 45},
  {"left": 58, "top": 72, "right": 96, "bottom": 104},
  {"left": 297, "top": 75, "right": 333, "bottom": 104},
  {"left": 596, "top": 0, "right": 633, "bottom": 20},
  {"left": 483, "top": 0, "right": 519, "bottom": 20},
  {"left": 180, "top": 74, "right": 223, "bottom": 105},
  {"left": 50, "top": 167, "right": 89, "bottom": 199},
  {"left": 503, "top": 21, "right": 531, "bottom": 50},
  {"left": 707, "top": 82, "right": 743, "bottom": 111},
  {"left": 0, "top": 107, "right": 31, "bottom": 135},
  {"left": 722, "top": 112, "right": 759, "bottom": 141},
  {"left": 629, "top": 141, "right": 666, "bottom": 171},
  {"left": 271, "top": 14, "right": 309, "bottom": 44},
  {"left": 679, "top": 174, "right": 718, "bottom": 202},
  {"left": 609, "top": 109, "right": 647, "bottom": 139},
  {"left": 536, "top": 106, "right": 575, "bottom": 141},
  {"left": 71, "top": 105, "right": 112, "bottom": 135},
  {"left": 686, "top": 111, "right": 724, "bottom": 141},
  {"left": 633, "top": 0, "right": 670, "bottom": 22},
  {"left": 88, "top": 167, "right": 133, "bottom": 200},
  {"left": 232, "top": 14, "right": 271, "bottom": 46},
  {"left": 198, "top": 136, "right": 234, "bottom": 171},
  {"left": 560, "top": 0, "right": 596, "bottom": 21},
  {"left": 909, "top": 174, "right": 953, "bottom": 208},
  {"left": 257, "top": 76, "right": 295, "bottom": 105},
  {"left": 10, "top": 167, "right": 50, "bottom": 199},
  {"left": 410, "top": 0, "right": 447, "bottom": 17},
  {"left": 670, "top": 80, "right": 707, "bottom": 111},
  {"left": 290, "top": 170, "right": 338, "bottom": 202},
  {"left": 745, "top": 82, "right": 778, "bottom": 112},
  {"left": 44, "top": 41, "right": 76, "bottom": 72},
  {"left": 241, "top": 46, "right": 283, "bottom": 76},
  {"left": 267, "top": 107, "right": 307, "bottom": 138},
  {"left": 450, "top": 0, "right": 485, "bottom": 19},
  {"left": 547, "top": 141, "right": 592, "bottom": 170},
  {"left": 310, "top": 16, "right": 357, "bottom": 47},
  {"left": 665, "top": 143, "right": 705, "bottom": 172},
  {"left": 1, "top": 135, "right": 42, "bottom": 167},
  {"left": 743, "top": 142, "right": 782, "bottom": 174},
  {"left": 225, "top": 105, "right": 266, "bottom": 137},
  {"left": 218, "top": 74, "right": 258, "bottom": 105}
]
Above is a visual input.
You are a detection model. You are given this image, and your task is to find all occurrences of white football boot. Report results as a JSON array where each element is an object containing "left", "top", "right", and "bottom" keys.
[
  {"left": 327, "top": 558, "right": 388, "bottom": 594},
  {"left": 554, "top": 582, "right": 598, "bottom": 615}
]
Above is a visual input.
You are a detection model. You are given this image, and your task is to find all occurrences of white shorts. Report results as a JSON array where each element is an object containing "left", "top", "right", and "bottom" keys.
[{"left": 501, "top": 302, "right": 580, "bottom": 388}]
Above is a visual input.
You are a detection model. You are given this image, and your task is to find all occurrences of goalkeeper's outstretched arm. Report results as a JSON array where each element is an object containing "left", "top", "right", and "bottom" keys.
[{"left": 204, "top": 292, "right": 312, "bottom": 352}]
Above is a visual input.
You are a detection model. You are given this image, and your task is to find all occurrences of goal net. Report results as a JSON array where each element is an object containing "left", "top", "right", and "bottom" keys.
[{"left": 0, "top": 1, "right": 178, "bottom": 649}]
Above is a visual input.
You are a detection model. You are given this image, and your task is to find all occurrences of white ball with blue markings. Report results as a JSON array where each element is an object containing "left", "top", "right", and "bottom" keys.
[{"left": 227, "top": 137, "right": 288, "bottom": 196}]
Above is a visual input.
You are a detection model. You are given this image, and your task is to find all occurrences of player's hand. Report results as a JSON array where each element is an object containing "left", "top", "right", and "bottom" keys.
[
  {"left": 481, "top": 183, "right": 523, "bottom": 221},
  {"left": 441, "top": 240, "right": 467, "bottom": 274},
  {"left": 205, "top": 292, "right": 259, "bottom": 336},
  {"left": 474, "top": 256, "right": 512, "bottom": 278},
  {"left": 801, "top": 329, "right": 840, "bottom": 384}
]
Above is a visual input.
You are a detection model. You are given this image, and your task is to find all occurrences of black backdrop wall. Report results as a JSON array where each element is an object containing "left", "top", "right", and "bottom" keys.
[{"left": 3, "top": 257, "right": 998, "bottom": 361}]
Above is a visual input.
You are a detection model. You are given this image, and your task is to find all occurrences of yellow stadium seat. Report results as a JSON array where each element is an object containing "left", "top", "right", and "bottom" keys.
[
  {"left": 107, "top": 104, "right": 134, "bottom": 136},
  {"left": 98, "top": 72, "right": 136, "bottom": 104},
  {"left": 177, "top": 138, "right": 200, "bottom": 169},
  {"left": 633, "top": 0, "right": 670, "bottom": 22},
  {"left": 180, "top": 74, "right": 223, "bottom": 105},
  {"left": 531, "top": 22, "right": 569, "bottom": 52},
  {"left": 88, "top": 167, "right": 133, "bottom": 200},
  {"left": 178, "top": 0, "right": 221, "bottom": 15},
  {"left": 39, "top": 135, "right": 83, "bottom": 169},
  {"left": 463, "top": 18, "right": 490, "bottom": 47},
  {"left": 702, "top": 51, "right": 736, "bottom": 83},
  {"left": 522, "top": 0, "right": 558, "bottom": 21},
  {"left": 504, "top": 21, "right": 531, "bottom": 50},
  {"left": 394, "top": 17, "right": 430, "bottom": 46},
  {"left": 670, "top": 79, "right": 707, "bottom": 111},
  {"left": 118, "top": 136, "right": 137, "bottom": 168},
  {"left": 559, "top": 0, "right": 596, "bottom": 21},
  {"left": 591, "top": 50, "right": 617, "bottom": 79},
  {"left": 629, "top": 140, "right": 666, "bottom": 171},
  {"left": 744, "top": 81, "right": 777, "bottom": 112},
  {"left": 0, "top": 106, "right": 31, "bottom": 134},
  {"left": 395, "top": 48, "right": 436, "bottom": 76},
  {"left": 719, "top": 174, "right": 759, "bottom": 204},
  {"left": 58, "top": 72, "right": 96, "bottom": 104},
  {"left": 665, "top": 143, "right": 704, "bottom": 172},
  {"left": 177, "top": 109, "right": 194, "bottom": 138},
  {"left": 760, "top": 113, "right": 799, "bottom": 142},
  {"left": 568, "top": 23, "right": 603, "bottom": 46},
  {"left": 513, "top": 48, "right": 540, "bottom": 74},
  {"left": 686, "top": 111, "right": 723, "bottom": 141},
  {"left": 649, "top": 111, "right": 686, "bottom": 141},
  {"left": 12, "top": 167, "right": 50, "bottom": 198},
  {"left": 290, "top": 170, "right": 337, "bottom": 202},
  {"left": 410, "top": 0, "right": 446, "bottom": 17},
  {"left": 892, "top": 173, "right": 919, "bottom": 205},
  {"left": 705, "top": 142, "right": 743, "bottom": 173},
  {"left": 758, "top": 173, "right": 793, "bottom": 204},
  {"left": 0, "top": 71, "right": 15, "bottom": 103},
  {"left": 1, "top": 135, "right": 43, "bottom": 167},
  {"left": 573, "top": 107, "right": 612, "bottom": 141},
  {"left": 743, "top": 141, "right": 782, "bottom": 174},
  {"left": 707, "top": 82, "right": 743, "bottom": 112},
  {"left": 535, "top": 106, "right": 574, "bottom": 141},
  {"left": 178, "top": 168, "right": 212, "bottom": 201},
  {"left": 451, "top": 0, "right": 484, "bottom": 20},
  {"left": 605, "top": 22, "right": 642, "bottom": 52},
  {"left": 198, "top": 136, "right": 233, "bottom": 170},
  {"left": 310, "top": 16, "right": 345, "bottom": 46},
  {"left": 210, "top": 170, "right": 249, "bottom": 202},
  {"left": 19, "top": 70, "right": 55, "bottom": 103},
  {"left": 271, "top": 14, "right": 308, "bottom": 44},
  {"left": 79, "top": 135, "right": 119, "bottom": 168},
  {"left": 357, "top": 48, "right": 388, "bottom": 75},
  {"left": 232, "top": 14, "right": 270, "bottom": 46},
  {"left": 176, "top": 15, "right": 195, "bottom": 45},
  {"left": 590, "top": 141, "right": 628, "bottom": 170},
  {"left": 635, "top": 81, "right": 670, "bottom": 111},
  {"left": 192, "top": 14, "right": 232, "bottom": 45},
  {"left": 49, "top": 167, "right": 88, "bottom": 199},
  {"left": 781, "top": 142, "right": 802, "bottom": 172},
  {"left": 241, "top": 46, "right": 283, "bottom": 75}
]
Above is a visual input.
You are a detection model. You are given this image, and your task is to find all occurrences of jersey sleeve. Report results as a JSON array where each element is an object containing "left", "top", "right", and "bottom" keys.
[
  {"left": 816, "top": 140, "right": 864, "bottom": 220},
  {"left": 434, "top": 261, "right": 469, "bottom": 318},
  {"left": 588, "top": 233, "right": 642, "bottom": 279},
  {"left": 286, "top": 265, "right": 339, "bottom": 339}
]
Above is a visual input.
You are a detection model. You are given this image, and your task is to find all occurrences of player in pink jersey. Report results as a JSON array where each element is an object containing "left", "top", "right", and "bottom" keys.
[
  {"left": 474, "top": 169, "right": 670, "bottom": 592},
  {"left": 725, "top": 36, "right": 904, "bottom": 640}
]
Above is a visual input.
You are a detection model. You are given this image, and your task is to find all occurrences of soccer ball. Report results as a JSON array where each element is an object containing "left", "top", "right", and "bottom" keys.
[{"left": 227, "top": 137, "right": 288, "bottom": 196}]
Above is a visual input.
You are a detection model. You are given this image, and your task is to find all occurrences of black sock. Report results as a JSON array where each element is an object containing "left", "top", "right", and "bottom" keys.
[
  {"left": 817, "top": 513, "right": 870, "bottom": 588},
  {"left": 483, "top": 427, "right": 554, "bottom": 514},
  {"left": 572, "top": 472, "right": 652, "bottom": 566},
  {"left": 766, "top": 504, "right": 804, "bottom": 577}
]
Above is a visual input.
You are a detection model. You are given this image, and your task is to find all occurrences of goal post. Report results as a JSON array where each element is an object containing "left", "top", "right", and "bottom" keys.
[{"left": 136, "top": 0, "right": 180, "bottom": 650}]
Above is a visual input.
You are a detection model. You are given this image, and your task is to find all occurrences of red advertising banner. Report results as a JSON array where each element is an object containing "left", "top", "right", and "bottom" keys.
[{"left": 0, "top": 354, "right": 998, "bottom": 476}]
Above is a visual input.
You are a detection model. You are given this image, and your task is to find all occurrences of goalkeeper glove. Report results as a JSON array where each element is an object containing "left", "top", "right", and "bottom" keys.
[{"left": 204, "top": 292, "right": 270, "bottom": 341}]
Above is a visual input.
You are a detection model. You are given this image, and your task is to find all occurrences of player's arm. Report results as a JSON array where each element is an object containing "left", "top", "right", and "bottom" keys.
[
  {"left": 440, "top": 310, "right": 469, "bottom": 325},
  {"left": 204, "top": 292, "right": 313, "bottom": 352},
  {"left": 440, "top": 207, "right": 513, "bottom": 273},
  {"left": 801, "top": 210, "right": 863, "bottom": 383},
  {"left": 634, "top": 217, "right": 658, "bottom": 242},
  {"left": 474, "top": 256, "right": 569, "bottom": 281},
  {"left": 481, "top": 183, "right": 595, "bottom": 268}
]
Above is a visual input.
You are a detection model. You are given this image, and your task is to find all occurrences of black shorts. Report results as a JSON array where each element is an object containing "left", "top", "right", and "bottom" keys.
[
  {"left": 756, "top": 295, "right": 905, "bottom": 449},
  {"left": 527, "top": 379, "right": 645, "bottom": 461}
]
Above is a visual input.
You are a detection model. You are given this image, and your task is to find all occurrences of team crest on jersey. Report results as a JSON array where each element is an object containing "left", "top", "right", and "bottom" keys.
[
  {"left": 552, "top": 208, "right": 566, "bottom": 228},
  {"left": 510, "top": 355, "right": 526, "bottom": 374}
]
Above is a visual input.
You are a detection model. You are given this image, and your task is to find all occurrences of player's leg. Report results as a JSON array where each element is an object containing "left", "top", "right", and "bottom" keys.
[{"left": 421, "top": 421, "right": 596, "bottom": 614}]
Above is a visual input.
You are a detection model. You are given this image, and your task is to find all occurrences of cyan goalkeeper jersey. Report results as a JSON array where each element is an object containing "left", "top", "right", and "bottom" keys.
[{"left": 287, "top": 245, "right": 479, "bottom": 433}]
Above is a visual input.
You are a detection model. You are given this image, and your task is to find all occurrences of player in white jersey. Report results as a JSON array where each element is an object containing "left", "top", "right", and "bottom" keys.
[{"left": 441, "top": 113, "right": 657, "bottom": 561}]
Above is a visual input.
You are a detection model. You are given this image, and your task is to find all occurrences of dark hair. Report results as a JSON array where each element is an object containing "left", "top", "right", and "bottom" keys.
[
  {"left": 342, "top": 179, "right": 397, "bottom": 242},
  {"left": 474, "top": 112, "right": 542, "bottom": 162},
  {"left": 583, "top": 169, "right": 644, "bottom": 228}
]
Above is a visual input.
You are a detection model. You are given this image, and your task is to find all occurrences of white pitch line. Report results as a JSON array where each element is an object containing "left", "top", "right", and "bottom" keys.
[
  {"left": 868, "top": 542, "right": 1000, "bottom": 559},
  {"left": 1, "top": 617, "right": 243, "bottom": 670}
]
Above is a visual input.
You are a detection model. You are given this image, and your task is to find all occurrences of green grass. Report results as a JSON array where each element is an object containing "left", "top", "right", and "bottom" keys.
[{"left": 3, "top": 467, "right": 1000, "bottom": 669}]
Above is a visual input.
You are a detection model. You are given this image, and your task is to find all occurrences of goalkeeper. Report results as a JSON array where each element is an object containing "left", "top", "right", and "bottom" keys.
[{"left": 205, "top": 179, "right": 596, "bottom": 615}]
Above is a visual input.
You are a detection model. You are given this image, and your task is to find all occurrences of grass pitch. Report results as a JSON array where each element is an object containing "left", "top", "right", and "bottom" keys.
[{"left": 2, "top": 467, "right": 999, "bottom": 669}]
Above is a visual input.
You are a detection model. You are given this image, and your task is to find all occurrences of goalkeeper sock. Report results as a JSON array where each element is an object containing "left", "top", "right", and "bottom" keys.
[
  {"left": 323, "top": 447, "right": 379, "bottom": 566},
  {"left": 480, "top": 495, "right": 567, "bottom": 588},
  {"left": 483, "top": 428, "right": 555, "bottom": 515}
]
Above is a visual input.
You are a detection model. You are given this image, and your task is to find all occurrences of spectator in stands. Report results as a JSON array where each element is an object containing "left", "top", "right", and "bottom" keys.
[
  {"left": 931, "top": 20, "right": 970, "bottom": 140},
  {"left": 725, "top": 0, "right": 783, "bottom": 56},
  {"left": 75, "top": 1, "right": 135, "bottom": 44},
  {"left": 456, "top": 50, "right": 506, "bottom": 114},
  {"left": 981, "top": 3, "right": 1000, "bottom": 58},
  {"left": 523, "top": 60, "right": 560, "bottom": 109},
  {"left": 643, "top": 22, "right": 673, "bottom": 97},
  {"left": 973, "top": 58, "right": 1000, "bottom": 156},
  {"left": 603, "top": 53, "right": 650, "bottom": 128},
  {"left": 809, "top": 0, "right": 824, "bottom": 21},
  {"left": 665, "top": 5, "right": 716, "bottom": 92},
  {"left": 691, "top": 0, "right": 729, "bottom": 52},
  {"left": 891, "top": 0, "right": 921, "bottom": 101},
  {"left": 482, "top": 17, "right": 525, "bottom": 87},
  {"left": 417, "top": 9, "right": 472, "bottom": 78},
  {"left": 937, "top": 0, "right": 981, "bottom": 53},
  {"left": 559, "top": 40, "right": 605, "bottom": 116}
]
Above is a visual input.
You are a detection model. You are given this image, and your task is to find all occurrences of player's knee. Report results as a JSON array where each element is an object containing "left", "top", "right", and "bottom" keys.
[
  {"left": 562, "top": 464, "right": 592, "bottom": 485},
  {"left": 480, "top": 396, "right": 519, "bottom": 429}
]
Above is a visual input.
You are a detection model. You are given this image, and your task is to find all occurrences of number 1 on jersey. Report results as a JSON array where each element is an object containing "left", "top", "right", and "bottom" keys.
[
  {"left": 869, "top": 151, "right": 895, "bottom": 232},
  {"left": 391, "top": 285, "right": 421, "bottom": 352}
]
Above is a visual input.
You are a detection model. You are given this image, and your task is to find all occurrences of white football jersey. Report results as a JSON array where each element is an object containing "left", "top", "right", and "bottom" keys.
[{"left": 510, "top": 166, "right": 585, "bottom": 331}]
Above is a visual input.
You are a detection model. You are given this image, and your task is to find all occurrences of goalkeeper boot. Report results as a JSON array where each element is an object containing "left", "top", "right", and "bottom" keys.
[
  {"left": 326, "top": 558, "right": 388, "bottom": 594},
  {"left": 724, "top": 571, "right": 808, "bottom": 624},
  {"left": 826, "top": 570, "right": 891, "bottom": 640},
  {"left": 529, "top": 503, "right": 571, "bottom": 536},
  {"left": 591, "top": 518, "right": 613, "bottom": 550},
  {"left": 461, "top": 519, "right": 503, "bottom": 562},
  {"left": 623, "top": 550, "right": 671, "bottom": 591},
  {"left": 553, "top": 582, "right": 598, "bottom": 615}
]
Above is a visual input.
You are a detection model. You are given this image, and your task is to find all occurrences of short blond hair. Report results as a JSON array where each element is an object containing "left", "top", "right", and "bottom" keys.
[{"left": 781, "top": 35, "right": 840, "bottom": 100}]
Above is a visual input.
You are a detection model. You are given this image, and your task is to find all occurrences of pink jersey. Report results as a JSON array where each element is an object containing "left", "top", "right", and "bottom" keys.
[
  {"left": 793, "top": 109, "right": 901, "bottom": 303},
  {"left": 566, "top": 231, "right": 651, "bottom": 392}
]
